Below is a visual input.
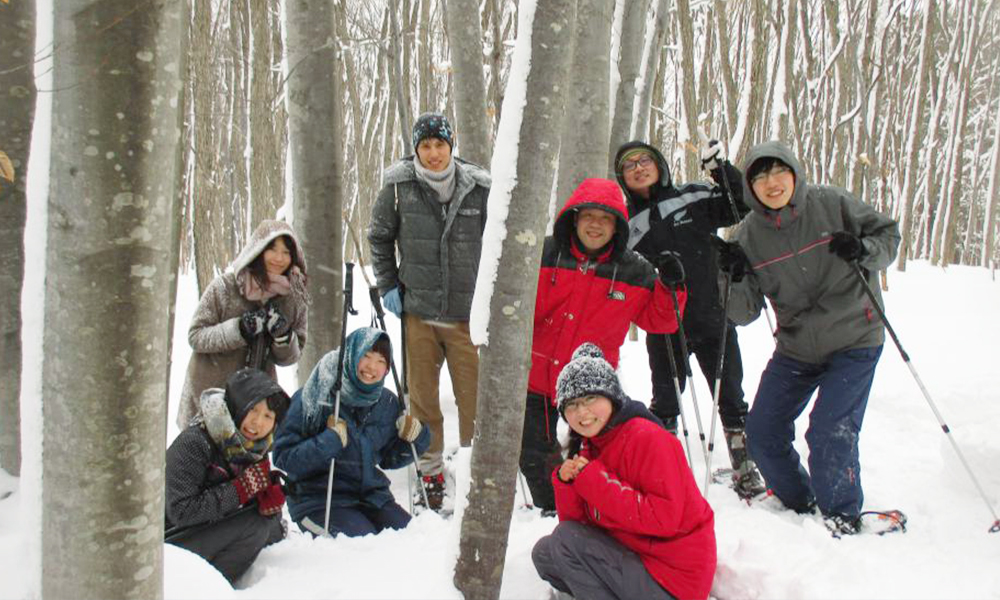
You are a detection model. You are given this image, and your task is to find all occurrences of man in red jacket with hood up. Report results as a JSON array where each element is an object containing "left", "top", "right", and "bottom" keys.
[{"left": 521, "top": 178, "right": 687, "bottom": 513}]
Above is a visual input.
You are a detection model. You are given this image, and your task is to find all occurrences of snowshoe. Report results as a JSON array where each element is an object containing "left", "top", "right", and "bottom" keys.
[
  {"left": 859, "top": 509, "right": 907, "bottom": 536},
  {"left": 712, "top": 468, "right": 771, "bottom": 503},
  {"left": 825, "top": 509, "right": 907, "bottom": 538}
]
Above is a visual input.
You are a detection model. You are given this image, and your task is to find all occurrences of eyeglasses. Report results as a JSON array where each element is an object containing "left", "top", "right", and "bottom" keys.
[
  {"left": 563, "top": 395, "right": 600, "bottom": 415},
  {"left": 750, "top": 165, "right": 792, "bottom": 185},
  {"left": 621, "top": 155, "right": 655, "bottom": 173}
]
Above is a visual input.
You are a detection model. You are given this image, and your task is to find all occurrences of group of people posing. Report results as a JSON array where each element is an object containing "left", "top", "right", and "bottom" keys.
[{"left": 164, "top": 111, "right": 900, "bottom": 599}]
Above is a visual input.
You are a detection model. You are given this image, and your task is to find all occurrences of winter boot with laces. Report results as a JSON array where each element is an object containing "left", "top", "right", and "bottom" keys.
[
  {"left": 724, "top": 427, "right": 768, "bottom": 500},
  {"left": 824, "top": 513, "right": 862, "bottom": 537},
  {"left": 416, "top": 473, "right": 446, "bottom": 512}
]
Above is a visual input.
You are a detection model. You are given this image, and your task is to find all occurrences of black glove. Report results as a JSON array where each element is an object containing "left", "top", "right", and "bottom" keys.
[
  {"left": 657, "top": 254, "right": 685, "bottom": 286},
  {"left": 828, "top": 231, "right": 866, "bottom": 262},
  {"left": 711, "top": 235, "right": 751, "bottom": 283},
  {"left": 239, "top": 308, "right": 268, "bottom": 343},
  {"left": 264, "top": 301, "right": 290, "bottom": 341}
]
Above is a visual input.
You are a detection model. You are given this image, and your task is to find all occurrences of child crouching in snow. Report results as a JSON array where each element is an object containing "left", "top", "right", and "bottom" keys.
[
  {"left": 273, "top": 327, "right": 430, "bottom": 537},
  {"left": 532, "top": 343, "right": 717, "bottom": 600},
  {"left": 165, "top": 368, "right": 291, "bottom": 585}
]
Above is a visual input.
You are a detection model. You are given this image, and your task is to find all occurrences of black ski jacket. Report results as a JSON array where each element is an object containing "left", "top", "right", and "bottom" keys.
[{"left": 615, "top": 141, "right": 749, "bottom": 334}]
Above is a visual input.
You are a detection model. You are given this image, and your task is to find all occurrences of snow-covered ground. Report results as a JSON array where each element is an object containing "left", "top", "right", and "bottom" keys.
[{"left": 2, "top": 261, "right": 999, "bottom": 599}]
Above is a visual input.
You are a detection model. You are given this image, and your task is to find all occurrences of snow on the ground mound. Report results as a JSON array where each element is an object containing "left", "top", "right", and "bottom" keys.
[{"left": 3, "top": 262, "right": 999, "bottom": 599}]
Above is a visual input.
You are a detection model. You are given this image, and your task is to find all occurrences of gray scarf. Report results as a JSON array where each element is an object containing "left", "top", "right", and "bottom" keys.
[{"left": 413, "top": 156, "right": 457, "bottom": 204}]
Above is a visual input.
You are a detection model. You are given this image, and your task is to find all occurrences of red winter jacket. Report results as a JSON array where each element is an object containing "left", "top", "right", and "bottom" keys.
[
  {"left": 530, "top": 178, "right": 686, "bottom": 400},
  {"left": 553, "top": 410, "right": 717, "bottom": 600}
]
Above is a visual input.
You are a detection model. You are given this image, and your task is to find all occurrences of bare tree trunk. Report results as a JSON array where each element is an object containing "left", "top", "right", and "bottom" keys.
[
  {"left": 556, "top": 0, "right": 613, "bottom": 203},
  {"left": 454, "top": 0, "right": 575, "bottom": 597},
  {"left": 286, "top": 0, "right": 344, "bottom": 377},
  {"left": 0, "top": 0, "right": 35, "bottom": 477},
  {"left": 895, "top": 0, "right": 936, "bottom": 271},
  {"left": 389, "top": 0, "right": 412, "bottom": 150},
  {"left": 42, "top": 2, "right": 184, "bottom": 597},
  {"left": 982, "top": 76, "right": 1000, "bottom": 267},
  {"left": 674, "top": 0, "right": 701, "bottom": 178},
  {"left": 933, "top": 0, "right": 980, "bottom": 267},
  {"left": 632, "top": 0, "right": 668, "bottom": 141},
  {"left": 445, "top": 0, "right": 492, "bottom": 166},
  {"left": 608, "top": 0, "right": 650, "bottom": 174},
  {"left": 733, "top": 0, "right": 768, "bottom": 166}
]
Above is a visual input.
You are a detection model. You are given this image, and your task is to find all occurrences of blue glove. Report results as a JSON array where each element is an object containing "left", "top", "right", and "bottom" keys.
[{"left": 383, "top": 287, "right": 403, "bottom": 318}]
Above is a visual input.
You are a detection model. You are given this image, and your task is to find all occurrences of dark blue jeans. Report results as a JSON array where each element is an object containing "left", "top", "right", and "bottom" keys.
[
  {"left": 297, "top": 500, "right": 411, "bottom": 537},
  {"left": 746, "top": 345, "right": 883, "bottom": 517}
]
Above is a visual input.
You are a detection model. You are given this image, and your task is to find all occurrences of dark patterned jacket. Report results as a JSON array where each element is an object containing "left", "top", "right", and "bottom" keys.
[{"left": 615, "top": 141, "right": 749, "bottom": 334}]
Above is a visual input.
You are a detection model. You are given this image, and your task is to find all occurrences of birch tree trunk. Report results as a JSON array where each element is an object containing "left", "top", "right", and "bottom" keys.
[
  {"left": 895, "top": 0, "right": 936, "bottom": 271},
  {"left": 608, "top": 0, "right": 650, "bottom": 174},
  {"left": 454, "top": 0, "right": 576, "bottom": 597},
  {"left": 632, "top": 0, "right": 668, "bottom": 142},
  {"left": 981, "top": 81, "right": 1000, "bottom": 267},
  {"left": 674, "top": 0, "right": 701, "bottom": 179},
  {"left": 42, "top": 2, "right": 184, "bottom": 597},
  {"left": 446, "top": 0, "right": 492, "bottom": 167},
  {"left": 556, "top": 0, "right": 613, "bottom": 203},
  {"left": 0, "top": 0, "right": 35, "bottom": 476},
  {"left": 286, "top": 0, "right": 344, "bottom": 377}
]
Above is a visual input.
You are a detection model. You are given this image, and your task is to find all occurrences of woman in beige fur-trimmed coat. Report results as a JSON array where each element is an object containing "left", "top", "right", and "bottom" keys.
[{"left": 176, "top": 220, "right": 309, "bottom": 429}]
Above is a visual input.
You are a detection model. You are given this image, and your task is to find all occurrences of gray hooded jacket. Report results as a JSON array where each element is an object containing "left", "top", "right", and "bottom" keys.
[
  {"left": 728, "top": 141, "right": 900, "bottom": 364},
  {"left": 177, "top": 220, "right": 309, "bottom": 428},
  {"left": 368, "top": 156, "right": 491, "bottom": 321}
]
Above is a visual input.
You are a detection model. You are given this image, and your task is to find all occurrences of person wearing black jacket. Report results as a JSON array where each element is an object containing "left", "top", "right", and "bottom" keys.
[
  {"left": 614, "top": 140, "right": 765, "bottom": 499},
  {"left": 165, "top": 368, "right": 290, "bottom": 585}
]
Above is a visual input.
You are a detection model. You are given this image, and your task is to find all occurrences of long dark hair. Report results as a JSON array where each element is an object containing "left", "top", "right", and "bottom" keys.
[{"left": 247, "top": 234, "right": 307, "bottom": 291}]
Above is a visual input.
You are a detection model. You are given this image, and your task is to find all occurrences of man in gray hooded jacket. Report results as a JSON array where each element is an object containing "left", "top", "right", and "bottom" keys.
[{"left": 714, "top": 141, "right": 900, "bottom": 535}]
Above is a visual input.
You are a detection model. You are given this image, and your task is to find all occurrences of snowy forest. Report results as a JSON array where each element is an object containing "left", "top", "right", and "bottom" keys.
[{"left": 1, "top": 0, "right": 999, "bottom": 599}]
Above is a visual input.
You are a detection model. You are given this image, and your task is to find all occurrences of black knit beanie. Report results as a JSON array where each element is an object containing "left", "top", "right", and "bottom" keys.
[
  {"left": 556, "top": 343, "right": 626, "bottom": 418},
  {"left": 412, "top": 112, "right": 454, "bottom": 151}
]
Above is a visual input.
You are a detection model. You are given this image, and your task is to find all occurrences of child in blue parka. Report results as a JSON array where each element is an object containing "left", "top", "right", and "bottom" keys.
[{"left": 273, "top": 327, "right": 430, "bottom": 537}]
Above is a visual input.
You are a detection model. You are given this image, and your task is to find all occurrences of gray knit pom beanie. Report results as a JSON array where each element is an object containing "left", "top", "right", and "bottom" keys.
[{"left": 556, "top": 343, "right": 626, "bottom": 418}]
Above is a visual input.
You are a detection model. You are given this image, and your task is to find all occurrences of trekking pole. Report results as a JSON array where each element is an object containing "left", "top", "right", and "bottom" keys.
[
  {"left": 324, "top": 262, "right": 358, "bottom": 536},
  {"left": 703, "top": 154, "right": 743, "bottom": 496},
  {"left": 850, "top": 263, "right": 1000, "bottom": 533},
  {"left": 369, "top": 286, "right": 431, "bottom": 509},
  {"left": 704, "top": 272, "right": 733, "bottom": 496},
  {"left": 668, "top": 287, "right": 708, "bottom": 462},
  {"left": 663, "top": 330, "right": 694, "bottom": 467},
  {"left": 518, "top": 471, "right": 533, "bottom": 509}
]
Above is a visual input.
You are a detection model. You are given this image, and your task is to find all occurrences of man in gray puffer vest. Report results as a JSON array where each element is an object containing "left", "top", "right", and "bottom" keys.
[
  {"left": 368, "top": 112, "right": 491, "bottom": 511},
  {"left": 714, "top": 141, "right": 900, "bottom": 535}
]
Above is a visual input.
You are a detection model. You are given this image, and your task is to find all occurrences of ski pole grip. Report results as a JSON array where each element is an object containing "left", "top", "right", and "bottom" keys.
[
  {"left": 344, "top": 262, "right": 357, "bottom": 314},
  {"left": 369, "top": 286, "right": 385, "bottom": 319}
]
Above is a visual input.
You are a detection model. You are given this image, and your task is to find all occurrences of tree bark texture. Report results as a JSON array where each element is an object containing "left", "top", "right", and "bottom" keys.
[
  {"left": 0, "top": 0, "right": 36, "bottom": 476},
  {"left": 607, "top": 0, "right": 649, "bottom": 176},
  {"left": 895, "top": 0, "right": 936, "bottom": 271},
  {"left": 556, "top": 0, "right": 613, "bottom": 205},
  {"left": 453, "top": 0, "right": 576, "bottom": 598},
  {"left": 286, "top": 0, "right": 345, "bottom": 378},
  {"left": 445, "top": 0, "right": 492, "bottom": 167},
  {"left": 42, "top": 1, "right": 184, "bottom": 598}
]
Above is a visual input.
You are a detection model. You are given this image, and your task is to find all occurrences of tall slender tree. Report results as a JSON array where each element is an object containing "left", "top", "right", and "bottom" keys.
[
  {"left": 0, "top": 0, "right": 36, "bottom": 476},
  {"left": 286, "top": 0, "right": 345, "bottom": 377},
  {"left": 555, "top": 0, "right": 613, "bottom": 204},
  {"left": 446, "top": 0, "right": 492, "bottom": 167},
  {"left": 454, "top": 0, "right": 576, "bottom": 597},
  {"left": 42, "top": 2, "right": 184, "bottom": 597},
  {"left": 608, "top": 0, "right": 650, "bottom": 174}
]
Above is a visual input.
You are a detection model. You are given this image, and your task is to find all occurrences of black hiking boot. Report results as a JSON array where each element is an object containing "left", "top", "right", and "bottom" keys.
[
  {"left": 824, "top": 513, "right": 862, "bottom": 537},
  {"left": 724, "top": 427, "right": 768, "bottom": 500},
  {"left": 662, "top": 415, "right": 678, "bottom": 436}
]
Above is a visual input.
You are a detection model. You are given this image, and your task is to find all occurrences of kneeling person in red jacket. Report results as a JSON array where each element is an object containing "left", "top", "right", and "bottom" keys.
[
  {"left": 532, "top": 343, "right": 717, "bottom": 600},
  {"left": 523, "top": 178, "right": 686, "bottom": 513}
]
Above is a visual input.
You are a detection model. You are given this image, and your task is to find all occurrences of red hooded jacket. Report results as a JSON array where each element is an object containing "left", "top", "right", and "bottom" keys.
[
  {"left": 553, "top": 411, "right": 717, "bottom": 600},
  {"left": 530, "top": 178, "right": 686, "bottom": 401}
]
